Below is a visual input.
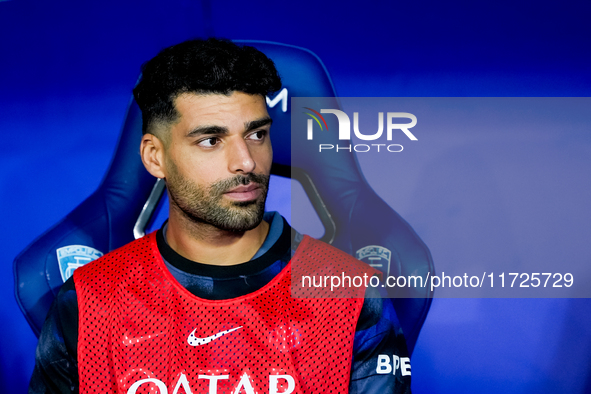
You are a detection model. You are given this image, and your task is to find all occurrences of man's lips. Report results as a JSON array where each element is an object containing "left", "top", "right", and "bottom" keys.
[{"left": 223, "top": 183, "right": 262, "bottom": 202}]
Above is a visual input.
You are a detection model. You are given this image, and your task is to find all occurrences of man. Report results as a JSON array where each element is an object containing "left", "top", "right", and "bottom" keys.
[{"left": 30, "top": 38, "right": 411, "bottom": 393}]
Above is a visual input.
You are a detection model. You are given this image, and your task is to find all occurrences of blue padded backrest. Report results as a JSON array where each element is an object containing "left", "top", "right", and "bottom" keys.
[
  {"left": 14, "top": 41, "right": 433, "bottom": 354},
  {"left": 13, "top": 98, "right": 152, "bottom": 337}
]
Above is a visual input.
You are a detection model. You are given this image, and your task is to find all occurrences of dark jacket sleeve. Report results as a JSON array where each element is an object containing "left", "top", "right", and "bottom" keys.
[
  {"left": 350, "top": 290, "right": 412, "bottom": 394},
  {"left": 29, "top": 277, "right": 79, "bottom": 394}
]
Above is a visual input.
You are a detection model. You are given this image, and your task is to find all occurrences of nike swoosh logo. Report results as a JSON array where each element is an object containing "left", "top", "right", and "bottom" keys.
[{"left": 187, "top": 326, "right": 242, "bottom": 346}]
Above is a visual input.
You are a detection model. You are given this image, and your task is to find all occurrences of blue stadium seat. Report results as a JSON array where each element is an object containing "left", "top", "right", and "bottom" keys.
[{"left": 13, "top": 41, "right": 433, "bottom": 354}]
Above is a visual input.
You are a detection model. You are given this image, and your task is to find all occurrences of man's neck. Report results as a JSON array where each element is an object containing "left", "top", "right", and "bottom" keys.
[{"left": 165, "top": 212, "right": 270, "bottom": 266}]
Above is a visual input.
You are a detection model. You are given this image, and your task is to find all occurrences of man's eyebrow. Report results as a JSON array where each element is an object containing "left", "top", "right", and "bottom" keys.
[
  {"left": 186, "top": 125, "right": 229, "bottom": 138},
  {"left": 185, "top": 117, "right": 272, "bottom": 138},
  {"left": 245, "top": 117, "right": 273, "bottom": 132}
]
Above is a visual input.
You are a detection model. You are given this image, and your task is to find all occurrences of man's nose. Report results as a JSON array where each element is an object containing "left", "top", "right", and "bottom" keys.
[{"left": 227, "top": 139, "right": 256, "bottom": 174}]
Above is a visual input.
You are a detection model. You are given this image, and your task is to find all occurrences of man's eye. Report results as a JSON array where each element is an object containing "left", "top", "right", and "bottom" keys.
[
  {"left": 198, "top": 137, "right": 219, "bottom": 147},
  {"left": 249, "top": 130, "right": 267, "bottom": 141}
]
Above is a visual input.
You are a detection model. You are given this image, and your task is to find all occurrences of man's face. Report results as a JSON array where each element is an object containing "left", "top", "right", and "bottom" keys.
[{"left": 161, "top": 91, "right": 273, "bottom": 232}]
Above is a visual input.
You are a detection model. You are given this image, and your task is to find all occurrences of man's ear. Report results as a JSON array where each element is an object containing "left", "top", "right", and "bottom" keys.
[{"left": 140, "top": 133, "right": 167, "bottom": 179}]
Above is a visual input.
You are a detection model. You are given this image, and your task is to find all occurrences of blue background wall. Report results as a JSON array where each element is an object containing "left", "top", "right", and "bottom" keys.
[{"left": 2, "top": 0, "right": 591, "bottom": 392}]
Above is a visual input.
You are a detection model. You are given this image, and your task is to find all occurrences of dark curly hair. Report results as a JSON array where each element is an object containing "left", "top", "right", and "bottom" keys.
[{"left": 133, "top": 38, "right": 282, "bottom": 137}]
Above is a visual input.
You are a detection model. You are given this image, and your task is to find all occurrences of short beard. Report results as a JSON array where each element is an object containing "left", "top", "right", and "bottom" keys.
[{"left": 166, "top": 163, "right": 270, "bottom": 233}]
